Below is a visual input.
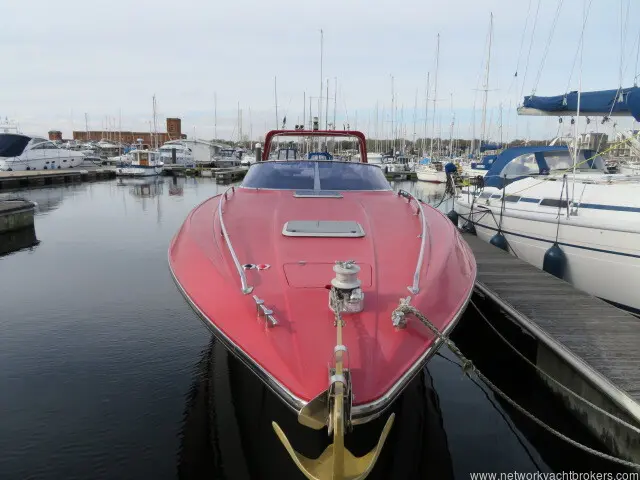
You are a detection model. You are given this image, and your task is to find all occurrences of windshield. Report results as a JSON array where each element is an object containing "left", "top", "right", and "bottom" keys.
[
  {"left": 0, "top": 134, "right": 31, "bottom": 157},
  {"left": 242, "top": 161, "right": 392, "bottom": 191}
]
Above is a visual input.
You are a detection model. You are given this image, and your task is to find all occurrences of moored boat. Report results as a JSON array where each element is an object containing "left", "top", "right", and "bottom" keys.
[
  {"left": 455, "top": 144, "right": 640, "bottom": 312},
  {"left": 0, "top": 133, "right": 85, "bottom": 171},
  {"left": 169, "top": 129, "right": 476, "bottom": 479},
  {"left": 115, "top": 150, "right": 163, "bottom": 177}
]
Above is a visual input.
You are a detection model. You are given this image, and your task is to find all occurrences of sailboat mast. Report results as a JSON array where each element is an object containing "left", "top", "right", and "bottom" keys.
[
  {"left": 152, "top": 94, "right": 158, "bottom": 149},
  {"left": 326, "top": 80, "right": 330, "bottom": 129},
  {"left": 274, "top": 77, "right": 279, "bottom": 129},
  {"left": 424, "top": 72, "right": 430, "bottom": 156},
  {"left": 480, "top": 13, "right": 493, "bottom": 155},
  {"left": 572, "top": 5, "right": 585, "bottom": 203},
  {"left": 333, "top": 77, "right": 337, "bottom": 130},
  {"left": 430, "top": 34, "right": 440, "bottom": 159},
  {"left": 412, "top": 88, "right": 418, "bottom": 150},
  {"left": 319, "top": 29, "right": 324, "bottom": 133},
  {"left": 118, "top": 109, "right": 122, "bottom": 154},
  {"left": 449, "top": 93, "right": 454, "bottom": 156},
  {"left": 214, "top": 92, "right": 218, "bottom": 140},
  {"left": 391, "top": 75, "right": 395, "bottom": 155}
]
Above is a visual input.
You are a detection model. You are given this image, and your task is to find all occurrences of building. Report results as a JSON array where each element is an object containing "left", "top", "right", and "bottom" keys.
[
  {"left": 48, "top": 130, "right": 63, "bottom": 141},
  {"left": 72, "top": 118, "right": 186, "bottom": 145}
]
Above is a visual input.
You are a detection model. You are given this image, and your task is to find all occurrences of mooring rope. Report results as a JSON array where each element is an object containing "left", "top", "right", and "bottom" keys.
[
  {"left": 469, "top": 299, "right": 640, "bottom": 436},
  {"left": 391, "top": 299, "right": 640, "bottom": 469}
]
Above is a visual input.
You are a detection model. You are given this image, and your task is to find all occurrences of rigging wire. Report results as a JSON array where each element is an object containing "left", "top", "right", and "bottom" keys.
[
  {"left": 619, "top": 0, "right": 631, "bottom": 89},
  {"left": 634, "top": 26, "right": 640, "bottom": 86},
  {"left": 531, "top": 0, "right": 566, "bottom": 96},
  {"left": 507, "top": 0, "right": 533, "bottom": 96},
  {"left": 519, "top": 0, "right": 542, "bottom": 100},
  {"left": 563, "top": 0, "right": 594, "bottom": 95}
]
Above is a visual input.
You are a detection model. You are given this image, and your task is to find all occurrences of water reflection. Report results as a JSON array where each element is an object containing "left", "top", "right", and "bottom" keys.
[
  {"left": 0, "top": 185, "right": 86, "bottom": 215},
  {"left": 169, "top": 177, "right": 184, "bottom": 197},
  {"left": 177, "top": 338, "right": 455, "bottom": 480},
  {"left": 117, "top": 177, "right": 165, "bottom": 198}
]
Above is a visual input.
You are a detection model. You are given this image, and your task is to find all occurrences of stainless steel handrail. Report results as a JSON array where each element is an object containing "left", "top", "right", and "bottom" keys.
[
  {"left": 218, "top": 187, "right": 253, "bottom": 294},
  {"left": 398, "top": 190, "right": 428, "bottom": 294}
]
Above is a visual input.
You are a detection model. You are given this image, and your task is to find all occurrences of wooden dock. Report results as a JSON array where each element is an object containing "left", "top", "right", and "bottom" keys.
[
  {"left": 162, "top": 165, "right": 246, "bottom": 183},
  {"left": 461, "top": 232, "right": 640, "bottom": 462},
  {"left": 0, "top": 168, "right": 116, "bottom": 190}
]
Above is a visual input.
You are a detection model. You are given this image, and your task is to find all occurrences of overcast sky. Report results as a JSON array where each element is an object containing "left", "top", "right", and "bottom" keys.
[{"left": 1, "top": 0, "right": 638, "bottom": 142}]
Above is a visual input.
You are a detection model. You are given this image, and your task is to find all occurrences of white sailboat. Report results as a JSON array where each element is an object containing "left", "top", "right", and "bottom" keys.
[
  {"left": 455, "top": 20, "right": 640, "bottom": 313},
  {"left": 417, "top": 34, "right": 447, "bottom": 183}
]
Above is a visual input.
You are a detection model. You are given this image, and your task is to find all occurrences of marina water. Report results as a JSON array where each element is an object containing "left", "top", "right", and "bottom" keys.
[{"left": 0, "top": 177, "right": 628, "bottom": 479}]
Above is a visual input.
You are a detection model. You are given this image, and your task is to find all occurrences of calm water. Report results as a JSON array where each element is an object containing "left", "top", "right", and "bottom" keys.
[{"left": 0, "top": 177, "right": 625, "bottom": 479}]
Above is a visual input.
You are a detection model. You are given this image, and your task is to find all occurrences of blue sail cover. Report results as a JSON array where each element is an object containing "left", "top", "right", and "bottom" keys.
[
  {"left": 480, "top": 142, "right": 503, "bottom": 152},
  {"left": 522, "top": 87, "right": 640, "bottom": 121}
]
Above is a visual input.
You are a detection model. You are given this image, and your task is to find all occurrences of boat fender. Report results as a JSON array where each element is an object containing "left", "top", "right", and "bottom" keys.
[
  {"left": 446, "top": 209, "right": 459, "bottom": 225},
  {"left": 489, "top": 232, "right": 509, "bottom": 252},
  {"left": 542, "top": 243, "right": 566, "bottom": 279},
  {"left": 462, "top": 221, "right": 476, "bottom": 235}
]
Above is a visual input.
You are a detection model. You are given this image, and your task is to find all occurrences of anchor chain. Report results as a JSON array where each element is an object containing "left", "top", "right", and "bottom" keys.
[{"left": 391, "top": 300, "right": 640, "bottom": 470}]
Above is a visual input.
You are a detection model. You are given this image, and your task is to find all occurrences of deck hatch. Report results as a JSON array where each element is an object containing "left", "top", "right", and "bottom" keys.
[{"left": 282, "top": 220, "right": 365, "bottom": 237}]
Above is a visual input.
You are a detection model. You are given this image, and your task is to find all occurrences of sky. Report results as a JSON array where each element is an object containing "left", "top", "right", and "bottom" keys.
[{"left": 1, "top": 0, "right": 639, "bottom": 143}]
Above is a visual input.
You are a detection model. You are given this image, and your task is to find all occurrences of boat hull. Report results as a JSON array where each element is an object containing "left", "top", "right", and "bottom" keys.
[
  {"left": 0, "top": 153, "right": 85, "bottom": 171},
  {"left": 115, "top": 165, "right": 163, "bottom": 176},
  {"left": 416, "top": 169, "right": 447, "bottom": 183},
  {"left": 169, "top": 189, "right": 476, "bottom": 424},
  {"left": 455, "top": 198, "right": 640, "bottom": 311}
]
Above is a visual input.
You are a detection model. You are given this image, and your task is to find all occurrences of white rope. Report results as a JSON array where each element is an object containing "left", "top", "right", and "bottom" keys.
[{"left": 391, "top": 301, "right": 640, "bottom": 470}]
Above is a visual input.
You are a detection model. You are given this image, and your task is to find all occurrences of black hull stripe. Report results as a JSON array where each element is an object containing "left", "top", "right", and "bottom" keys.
[{"left": 462, "top": 216, "right": 640, "bottom": 260}]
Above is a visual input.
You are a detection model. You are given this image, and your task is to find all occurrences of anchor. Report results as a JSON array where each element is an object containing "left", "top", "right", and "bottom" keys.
[{"left": 272, "top": 280, "right": 395, "bottom": 480}]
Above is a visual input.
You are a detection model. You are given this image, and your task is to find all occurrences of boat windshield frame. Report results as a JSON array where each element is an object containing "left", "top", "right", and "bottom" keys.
[
  {"left": 261, "top": 130, "right": 368, "bottom": 162},
  {"left": 241, "top": 160, "right": 392, "bottom": 192}
]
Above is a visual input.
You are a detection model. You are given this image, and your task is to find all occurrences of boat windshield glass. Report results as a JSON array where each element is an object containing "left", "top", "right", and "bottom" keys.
[
  {"left": 0, "top": 134, "right": 31, "bottom": 157},
  {"left": 544, "top": 151, "right": 605, "bottom": 171},
  {"left": 242, "top": 161, "right": 392, "bottom": 191},
  {"left": 501, "top": 154, "right": 539, "bottom": 177}
]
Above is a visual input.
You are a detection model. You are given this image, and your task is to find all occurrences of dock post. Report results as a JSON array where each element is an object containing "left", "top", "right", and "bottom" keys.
[
  {"left": 172, "top": 148, "right": 176, "bottom": 164},
  {"left": 255, "top": 143, "right": 262, "bottom": 163}
]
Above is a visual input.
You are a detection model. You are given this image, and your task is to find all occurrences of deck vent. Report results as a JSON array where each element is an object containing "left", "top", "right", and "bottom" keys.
[
  {"left": 293, "top": 190, "right": 343, "bottom": 198},
  {"left": 282, "top": 220, "right": 365, "bottom": 238}
]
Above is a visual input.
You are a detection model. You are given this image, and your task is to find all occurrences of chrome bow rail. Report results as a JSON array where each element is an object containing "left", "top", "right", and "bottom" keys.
[
  {"left": 397, "top": 190, "right": 428, "bottom": 295},
  {"left": 218, "top": 187, "right": 253, "bottom": 294}
]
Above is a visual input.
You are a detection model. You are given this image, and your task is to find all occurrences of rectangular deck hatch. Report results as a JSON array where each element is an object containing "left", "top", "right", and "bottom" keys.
[{"left": 282, "top": 220, "right": 365, "bottom": 237}]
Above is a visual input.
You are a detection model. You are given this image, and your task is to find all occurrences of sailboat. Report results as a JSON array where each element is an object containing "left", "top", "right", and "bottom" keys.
[
  {"left": 417, "top": 34, "right": 448, "bottom": 184},
  {"left": 455, "top": 86, "right": 640, "bottom": 312}
]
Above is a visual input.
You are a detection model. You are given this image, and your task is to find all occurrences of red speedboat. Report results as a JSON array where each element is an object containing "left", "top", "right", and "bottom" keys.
[{"left": 169, "top": 130, "right": 476, "bottom": 479}]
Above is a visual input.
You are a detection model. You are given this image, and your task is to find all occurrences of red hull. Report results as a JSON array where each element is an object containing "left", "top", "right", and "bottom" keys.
[{"left": 169, "top": 188, "right": 476, "bottom": 421}]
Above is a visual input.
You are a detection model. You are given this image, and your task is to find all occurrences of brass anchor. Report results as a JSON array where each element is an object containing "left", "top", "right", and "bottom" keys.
[{"left": 272, "top": 310, "right": 394, "bottom": 480}]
